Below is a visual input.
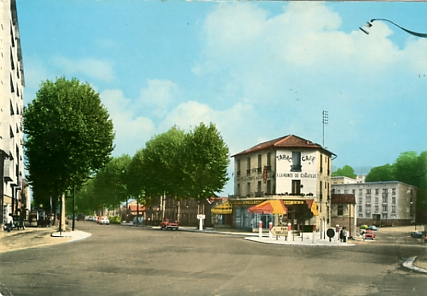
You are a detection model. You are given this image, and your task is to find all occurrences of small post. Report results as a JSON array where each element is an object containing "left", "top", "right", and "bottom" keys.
[{"left": 258, "top": 221, "right": 262, "bottom": 238}]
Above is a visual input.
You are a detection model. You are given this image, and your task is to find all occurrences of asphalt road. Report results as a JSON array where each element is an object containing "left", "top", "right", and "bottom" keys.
[{"left": 1, "top": 222, "right": 426, "bottom": 296}]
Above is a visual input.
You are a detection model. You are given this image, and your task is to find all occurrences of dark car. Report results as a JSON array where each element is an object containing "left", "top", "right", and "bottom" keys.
[
  {"left": 411, "top": 231, "right": 423, "bottom": 238},
  {"left": 367, "top": 225, "right": 378, "bottom": 231}
]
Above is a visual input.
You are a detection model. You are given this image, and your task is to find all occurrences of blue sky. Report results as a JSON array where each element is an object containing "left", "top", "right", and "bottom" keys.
[{"left": 16, "top": 1, "right": 427, "bottom": 195}]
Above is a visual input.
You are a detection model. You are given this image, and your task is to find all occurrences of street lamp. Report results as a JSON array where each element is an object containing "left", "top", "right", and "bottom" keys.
[{"left": 360, "top": 19, "right": 427, "bottom": 38}]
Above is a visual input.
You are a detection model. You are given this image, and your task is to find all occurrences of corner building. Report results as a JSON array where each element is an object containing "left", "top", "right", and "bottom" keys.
[
  {"left": 231, "top": 135, "right": 336, "bottom": 235},
  {"left": 0, "top": 0, "right": 25, "bottom": 227}
]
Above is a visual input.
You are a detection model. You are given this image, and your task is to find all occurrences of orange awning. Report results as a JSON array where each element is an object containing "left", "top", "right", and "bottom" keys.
[
  {"left": 247, "top": 200, "right": 287, "bottom": 215},
  {"left": 306, "top": 200, "right": 319, "bottom": 216}
]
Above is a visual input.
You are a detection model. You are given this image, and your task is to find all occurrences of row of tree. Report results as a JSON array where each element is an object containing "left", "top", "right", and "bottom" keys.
[
  {"left": 24, "top": 77, "right": 229, "bottom": 217},
  {"left": 333, "top": 151, "right": 427, "bottom": 190},
  {"left": 73, "top": 124, "right": 230, "bottom": 214}
]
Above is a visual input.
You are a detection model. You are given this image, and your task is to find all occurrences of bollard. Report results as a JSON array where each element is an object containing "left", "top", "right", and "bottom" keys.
[
  {"left": 268, "top": 222, "right": 273, "bottom": 239},
  {"left": 258, "top": 221, "right": 263, "bottom": 238}
]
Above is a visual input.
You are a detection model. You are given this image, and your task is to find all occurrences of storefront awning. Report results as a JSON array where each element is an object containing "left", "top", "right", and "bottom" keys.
[
  {"left": 211, "top": 201, "right": 232, "bottom": 215},
  {"left": 247, "top": 200, "right": 287, "bottom": 215},
  {"left": 306, "top": 200, "right": 319, "bottom": 216}
]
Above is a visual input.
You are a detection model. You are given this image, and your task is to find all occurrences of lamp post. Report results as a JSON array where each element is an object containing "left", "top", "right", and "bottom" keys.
[{"left": 360, "top": 19, "right": 427, "bottom": 38}]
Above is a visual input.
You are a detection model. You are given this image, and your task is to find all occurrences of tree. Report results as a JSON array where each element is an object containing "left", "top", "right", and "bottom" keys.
[
  {"left": 142, "top": 127, "right": 186, "bottom": 198},
  {"left": 365, "top": 164, "right": 394, "bottom": 182},
  {"left": 24, "top": 77, "right": 115, "bottom": 207},
  {"left": 332, "top": 165, "right": 356, "bottom": 178},
  {"left": 92, "top": 154, "right": 131, "bottom": 210},
  {"left": 182, "top": 123, "right": 229, "bottom": 199}
]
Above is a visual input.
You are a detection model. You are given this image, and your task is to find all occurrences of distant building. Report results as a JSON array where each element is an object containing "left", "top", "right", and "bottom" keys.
[
  {"left": 229, "top": 134, "right": 336, "bottom": 235},
  {"left": 332, "top": 178, "right": 416, "bottom": 226},
  {"left": 0, "top": 0, "right": 25, "bottom": 227},
  {"left": 331, "top": 194, "right": 356, "bottom": 237}
]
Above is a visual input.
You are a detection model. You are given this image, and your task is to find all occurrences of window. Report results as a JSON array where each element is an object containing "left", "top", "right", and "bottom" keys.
[
  {"left": 320, "top": 154, "right": 323, "bottom": 173},
  {"left": 292, "top": 180, "right": 301, "bottom": 195},
  {"left": 237, "top": 184, "right": 241, "bottom": 196},
  {"left": 237, "top": 159, "right": 241, "bottom": 177},
  {"left": 257, "top": 181, "right": 261, "bottom": 194},
  {"left": 366, "top": 189, "right": 371, "bottom": 194},
  {"left": 375, "top": 205, "right": 379, "bottom": 213},
  {"left": 375, "top": 189, "right": 379, "bottom": 195},
  {"left": 392, "top": 197, "right": 396, "bottom": 204},
  {"left": 358, "top": 197, "right": 363, "bottom": 204},
  {"left": 392, "top": 188, "right": 396, "bottom": 195},
  {"left": 391, "top": 205, "right": 396, "bottom": 213},
  {"left": 358, "top": 205, "right": 363, "bottom": 212},
  {"left": 382, "top": 213, "right": 388, "bottom": 219},
  {"left": 359, "top": 189, "right": 362, "bottom": 196},
  {"left": 257, "top": 154, "right": 262, "bottom": 174},
  {"left": 337, "top": 205, "right": 344, "bottom": 216},
  {"left": 267, "top": 153, "right": 271, "bottom": 171},
  {"left": 352, "top": 189, "right": 356, "bottom": 194},
  {"left": 375, "top": 197, "right": 379, "bottom": 204},
  {"left": 382, "top": 196, "right": 388, "bottom": 203},
  {"left": 382, "top": 204, "right": 388, "bottom": 212},
  {"left": 246, "top": 157, "right": 251, "bottom": 176},
  {"left": 366, "top": 204, "right": 371, "bottom": 209},
  {"left": 366, "top": 196, "right": 371, "bottom": 203},
  {"left": 266, "top": 180, "right": 271, "bottom": 195},
  {"left": 291, "top": 151, "right": 301, "bottom": 172},
  {"left": 247, "top": 182, "right": 251, "bottom": 197}
]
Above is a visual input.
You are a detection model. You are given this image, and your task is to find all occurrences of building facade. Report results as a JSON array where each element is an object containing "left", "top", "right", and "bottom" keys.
[
  {"left": 331, "top": 194, "right": 356, "bottom": 238},
  {"left": 332, "top": 178, "right": 417, "bottom": 226},
  {"left": 0, "top": 0, "right": 25, "bottom": 228},
  {"left": 230, "top": 135, "right": 336, "bottom": 235}
]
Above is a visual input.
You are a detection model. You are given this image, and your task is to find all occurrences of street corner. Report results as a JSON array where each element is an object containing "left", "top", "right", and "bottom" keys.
[
  {"left": 51, "top": 230, "right": 92, "bottom": 242},
  {"left": 244, "top": 236, "right": 356, "bottom": 247},
  {"left": 403, "top": 257, "right": 427, "bottom": 274}
]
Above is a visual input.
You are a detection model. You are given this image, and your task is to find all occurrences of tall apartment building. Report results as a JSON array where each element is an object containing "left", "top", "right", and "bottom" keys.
[
  {"left": 332, "top": 177, "right": 416, "bottom": 226},
  {"left": 0, "top": 0, "right": 25, "bottom": 227},
  {"left": 230, "top": 134, "right": 336, "bottom": 234}
]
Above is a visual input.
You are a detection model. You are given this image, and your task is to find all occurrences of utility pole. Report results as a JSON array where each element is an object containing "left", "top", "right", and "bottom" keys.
[{"left": 322, "top": 110, "right": 328, "bottom": 147}]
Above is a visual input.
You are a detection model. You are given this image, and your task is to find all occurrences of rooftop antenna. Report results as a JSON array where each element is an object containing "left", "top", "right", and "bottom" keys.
[{"left": 322, "top": 110, "right": 328, "bottom": 147}]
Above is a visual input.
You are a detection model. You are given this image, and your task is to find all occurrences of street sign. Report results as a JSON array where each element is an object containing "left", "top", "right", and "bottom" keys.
[{"left": 270, "top": 226, "right": 288, "bottom": 237}]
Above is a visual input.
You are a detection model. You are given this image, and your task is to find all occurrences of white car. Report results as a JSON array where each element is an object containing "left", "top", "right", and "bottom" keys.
[{"left": 99, "top": 217, "right": 110, "bottom": 225}]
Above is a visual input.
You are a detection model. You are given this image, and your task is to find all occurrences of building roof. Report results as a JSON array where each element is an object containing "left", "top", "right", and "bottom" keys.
[
  {"left": 331, "top": 194, "right": 356, "bottom": 205},
  {"left": 232, "top": 134, "right": 335, "bottom": 157}
]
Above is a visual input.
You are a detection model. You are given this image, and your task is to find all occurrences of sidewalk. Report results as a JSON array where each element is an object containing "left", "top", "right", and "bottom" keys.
[{"left": 0, "top": 226, "right": 91, "bottom": 254}]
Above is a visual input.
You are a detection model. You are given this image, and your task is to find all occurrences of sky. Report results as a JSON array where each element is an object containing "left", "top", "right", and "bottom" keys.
[{"left": 16, "top": 1, "right": 427, "bottom": 196}]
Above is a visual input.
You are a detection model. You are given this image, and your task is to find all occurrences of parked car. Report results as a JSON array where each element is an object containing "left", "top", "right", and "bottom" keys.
[
  {"left": 367, "top": 225, "right": 378, "bottom": 231},
  {"left": 411, "top": 231, "right": 423, "bottom": 238},
  {"left": 96, "top": 216, "right": 103, "bottom": 223},
  {"left": 364, "top": 230, "right": 375, "bottom": 240},
  {"left": 160, "top": 218, "right": 179, "bottom": 230},
  {"left": 424, "top": 234, "right": 427, "bottom": 243},
  {"left": 99, "top": 217, "right": 110, "bottom": 225}
]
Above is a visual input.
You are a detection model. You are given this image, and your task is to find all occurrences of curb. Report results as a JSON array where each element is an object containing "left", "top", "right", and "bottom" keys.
[{"left": 403, "top": 256, "right": 427, "bottom": 274}]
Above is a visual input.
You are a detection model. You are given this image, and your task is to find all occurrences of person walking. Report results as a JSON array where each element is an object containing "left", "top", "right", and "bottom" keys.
[
  {"left": 339, "top": 228, "right": 344, "bottom": 242},
  {"left": 343, "top": 227, "right": 348, "bottom": 242}
]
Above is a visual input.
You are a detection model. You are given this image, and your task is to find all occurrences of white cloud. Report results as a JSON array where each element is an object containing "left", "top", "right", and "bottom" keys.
[
  {"left": 138, "top": 79, "right": 180, "bottom": 117},
  {"left": 53, "top": 57, "right": 115, "bottom": 82},
  {"left": 100, "top": 89, "right": 156, "bottom": 156}
]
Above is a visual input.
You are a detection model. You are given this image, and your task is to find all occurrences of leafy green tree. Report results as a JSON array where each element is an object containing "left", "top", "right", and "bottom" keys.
[
  {"left": 365, "top": 164, "right": 394, "bottom": 182},
  {"left": 182, "top": 123, "right": 229, "bottom": 199},
  {"left": 127, "top": 148, "right": 152, "bottom": 205},
  {"left": 142, "top": 127, "right": 186, "bottom": 198},
  {"left": 332, "top": 165, "right": 356, "bottom": 178},
  {"left": 93, "top": 154, "right": 131, "bottom": 210},
  {"left": 24, "top": 77, "right": 115, "bottom": 207}
]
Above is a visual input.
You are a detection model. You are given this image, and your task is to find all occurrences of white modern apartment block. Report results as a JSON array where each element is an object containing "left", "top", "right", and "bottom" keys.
[
  {"left": 0, "top": 0, "right": 25, "bottom": 227},
  {"left": 332, "top": 177, "right": 416, "bottom": 226}
]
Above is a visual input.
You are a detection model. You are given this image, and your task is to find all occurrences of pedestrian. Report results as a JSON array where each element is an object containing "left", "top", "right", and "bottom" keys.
[
  {"left": 339, "top": 228, "right": 344, "bottom": 242},
  {"left": 343, "top": 227, "right": 348, "bottom": 242}
]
